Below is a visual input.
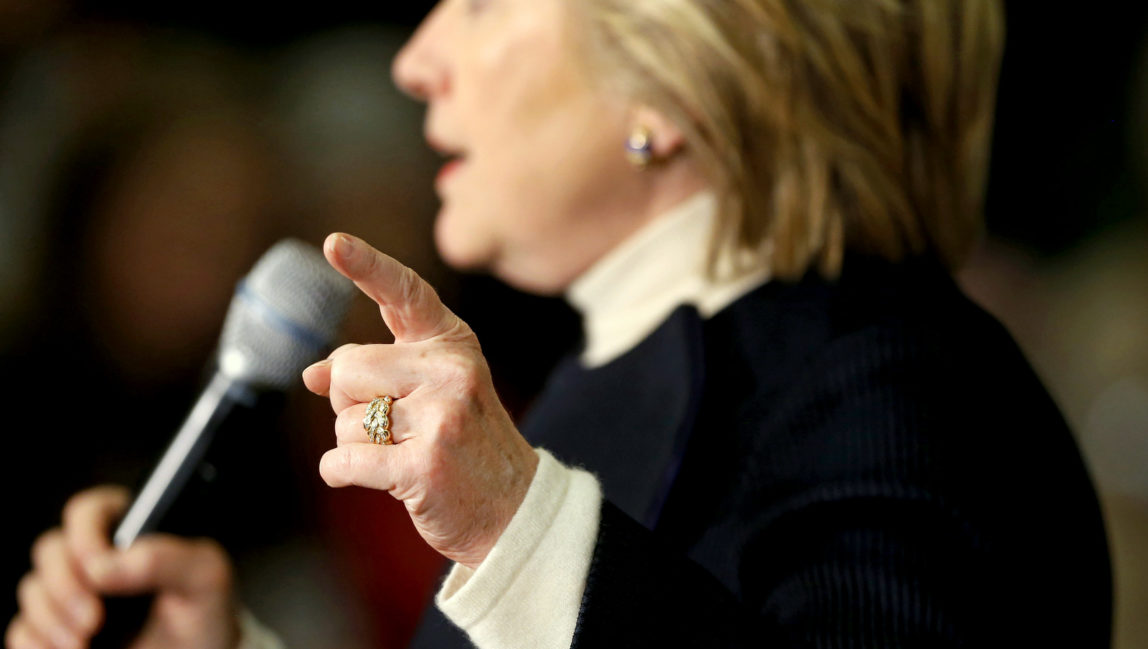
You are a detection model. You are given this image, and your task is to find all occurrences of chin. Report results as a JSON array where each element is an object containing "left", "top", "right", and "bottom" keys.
[
  {"left": 433, "top": 211, "right": 489, "bottom": 270},
  {"left": 434, "top": 240, "right": 487, "bottom": 275},
  {"left": 432, "top": 211, "right": 572, "bottom": 296}
]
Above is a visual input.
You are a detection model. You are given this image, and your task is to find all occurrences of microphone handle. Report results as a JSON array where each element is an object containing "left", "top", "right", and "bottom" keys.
[
  {"left": 92, "top": 373, "right": 255, "bottom": 647},
  {"left": 113, "top": 372, "right": 253, "bottom": 548}
]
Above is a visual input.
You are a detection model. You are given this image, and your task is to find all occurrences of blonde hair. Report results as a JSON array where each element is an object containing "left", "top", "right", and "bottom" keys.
[{"left": 579, "top": 0, "right": 1005, "bottom": 279}]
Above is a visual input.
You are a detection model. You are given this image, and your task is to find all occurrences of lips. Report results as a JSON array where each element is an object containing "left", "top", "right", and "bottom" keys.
[
  {"left": 436, "top": 156, "right": 466, "bottom": 186},
  {"left": 427, "top": 133, "right": 468, "bottom": 190}
]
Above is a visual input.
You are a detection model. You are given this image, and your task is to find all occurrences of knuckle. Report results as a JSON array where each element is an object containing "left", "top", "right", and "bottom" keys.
[
  {"left": 29, "top": 531, "right": 61, "bottom": 568},
  {"left": 319, "top": 450, "right": 352, "bottom": 487},
  {"left": 12, "top": 620, "right": 51, "bottom": 649},
  {"left": 397, "top": 267, "right": 424, "bottom": 306},
  {"left": 328, "top": 355, "right": 348, "bottom": 388},
  {"left": 62, "top": 486, "right": 126, "bottom": 529},
  {"left": 190, "top": 540, "right": 232, "bottom": 592},
  {"left": 328, "top": 342, "right": 360, "bottom": 360},
  {"left": 5, "top": 617, "right": 26, "bottom": 649},
  {"left": 15, "top": 575, "right": 37, "bottom": 608},
  {"left": 60, "top": 495, "right": 86, "bottom": 528},
  {"left": 457, "top": 368, "right": 482, "bottom": 397},
  {"left": 434, "top": 407, "right": 466, "bottom": 441},
  {"left": 439, "top": 350, "right": 481, "bottom": 392},
  {"left": 318, "top": 455, "right": 334, "bottom": 485},
  {"left": 335, "top": 407, "right": 357, "bottom": 436},
  {"left": 448, "top": 317, "right": 475, "bottom": 341},
  {"left": 131, "top": 544, "right": 161, "bottom": 578},
  {"left": 328, "top": 346, "right": 375, "bottom": 394},
  {"left": 333, "top": 448, "right": 354, "bottom": 474},
  {"left": 362, "top": 244, "right": 383, "bottom": 276},
  {"left": 14, "top": 576, "right": 29, "bottom": 602}
]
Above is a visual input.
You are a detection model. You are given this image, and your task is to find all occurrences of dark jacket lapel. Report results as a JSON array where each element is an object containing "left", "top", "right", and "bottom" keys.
[{"left": 520, "top": 305, "right": 707, "bottom": 529}]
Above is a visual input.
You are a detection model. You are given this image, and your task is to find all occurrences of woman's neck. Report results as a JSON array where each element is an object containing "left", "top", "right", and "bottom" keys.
[{"left": 566, "top": 191, "right": 771, "bottom": 367}]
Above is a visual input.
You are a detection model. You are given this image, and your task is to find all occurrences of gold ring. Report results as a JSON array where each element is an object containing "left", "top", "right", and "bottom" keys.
[{"left": 363, "top": 396, "right": 394, "bottom": 445}]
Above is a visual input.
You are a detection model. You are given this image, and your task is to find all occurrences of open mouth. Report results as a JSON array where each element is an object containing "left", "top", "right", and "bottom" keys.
[
  {"left": 436, "top": 155, "right": 466, "bottom": 187},
  {"left": 427, "top": 135, "right": 467, "bottom": 188}
]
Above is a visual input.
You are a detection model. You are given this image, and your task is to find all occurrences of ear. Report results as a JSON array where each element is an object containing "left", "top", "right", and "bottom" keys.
[{"left": 632, "top": 105, "right": 686, "bottom": 158}]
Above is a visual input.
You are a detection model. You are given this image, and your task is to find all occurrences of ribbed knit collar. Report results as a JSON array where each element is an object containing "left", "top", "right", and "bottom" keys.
[{"left": 566, "top": 192, "right": 771, "bottom": 368}]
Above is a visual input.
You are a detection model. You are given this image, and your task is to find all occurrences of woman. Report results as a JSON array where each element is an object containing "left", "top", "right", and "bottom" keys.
[{"left": 7, "top": 0, "right": 1112, "bottom": 648}]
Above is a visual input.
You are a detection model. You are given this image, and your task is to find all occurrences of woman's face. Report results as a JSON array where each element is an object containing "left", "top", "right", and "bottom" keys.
[{"left": 393, "top": 0, "right": 653, "bottom": 294}]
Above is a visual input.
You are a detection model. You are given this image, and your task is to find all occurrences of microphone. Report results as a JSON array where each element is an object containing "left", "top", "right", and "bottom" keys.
[{"left": 112, "top": 239, "right": 354, "bottom": 549}]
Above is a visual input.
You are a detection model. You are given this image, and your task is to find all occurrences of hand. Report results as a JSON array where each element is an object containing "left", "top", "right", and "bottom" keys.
[
  {"left": 6, "top": 487, "right": 240, "bottom": 649},
  {"left": 302, "top": 233, "right": 539, "bottom": 570}
]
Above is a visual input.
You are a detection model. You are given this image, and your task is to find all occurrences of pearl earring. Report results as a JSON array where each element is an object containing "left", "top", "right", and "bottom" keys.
[{"left": 625, "top": 127, "right": 653, "bottom": 169}]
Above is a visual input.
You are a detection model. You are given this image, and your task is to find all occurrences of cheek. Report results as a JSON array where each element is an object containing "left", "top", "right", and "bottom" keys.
[
  {"left": 437, "top": 106, "right": 634, "bottom": 274},
  {"left": 434, "top": 2, "right": 636, "bottom": 275}
]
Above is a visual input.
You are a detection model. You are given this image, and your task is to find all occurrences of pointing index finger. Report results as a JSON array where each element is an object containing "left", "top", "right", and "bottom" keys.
[{"left": 324, "top": 233, "right": 467, "bottom": 344}]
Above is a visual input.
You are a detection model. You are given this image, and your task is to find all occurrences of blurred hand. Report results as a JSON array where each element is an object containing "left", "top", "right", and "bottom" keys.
[
  {"left": 6, "top": 487, "right": 240, "bottom": 649},
  {"left": 302, "top": 233, "right": 539, "bottom": 570}
]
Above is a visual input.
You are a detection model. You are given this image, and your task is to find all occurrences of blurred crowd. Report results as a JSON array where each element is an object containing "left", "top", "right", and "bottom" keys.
[{"left": 0, "top": 1, "right": 1145, "bottom": 648}]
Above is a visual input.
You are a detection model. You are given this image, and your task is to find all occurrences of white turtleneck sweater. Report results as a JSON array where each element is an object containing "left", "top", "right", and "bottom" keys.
[
  {"left": 566, "top": 191, "right": 770, "bottom": 368},
  {"left": 241, "top": 191, "right": 770, "bottom": 648}
]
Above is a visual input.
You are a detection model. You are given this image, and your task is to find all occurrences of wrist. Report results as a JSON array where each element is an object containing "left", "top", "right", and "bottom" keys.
[{"left": 461, "top": 442, "right": 541, "bottom": 571}]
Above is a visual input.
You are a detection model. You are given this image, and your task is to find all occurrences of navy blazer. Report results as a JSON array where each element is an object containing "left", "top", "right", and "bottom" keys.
[{"left": 412, "top": 256, "right": 1111, "bottom": 648}]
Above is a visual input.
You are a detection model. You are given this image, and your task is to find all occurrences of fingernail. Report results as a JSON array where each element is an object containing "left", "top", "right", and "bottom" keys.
[
  {"left": 86, "top": 555, "right": 117, "bottom": 582},
  {"left": 305, "top": 359, "right": 331, "bottom": 373},
  {"left": 333, "top": 234, "right": 355, "bottom": 260},
  {"left": 70, "top": 597, "right": 97, "bottom": 630}
]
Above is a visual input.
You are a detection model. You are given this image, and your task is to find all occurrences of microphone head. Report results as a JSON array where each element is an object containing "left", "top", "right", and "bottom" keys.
[{"left": 217, "top": 239, "right": 354, "bottom": 389}]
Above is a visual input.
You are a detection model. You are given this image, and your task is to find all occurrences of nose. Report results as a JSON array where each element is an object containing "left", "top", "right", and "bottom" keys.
[{"left": 393, "top": 2, "right": 452, "bottom": 101}]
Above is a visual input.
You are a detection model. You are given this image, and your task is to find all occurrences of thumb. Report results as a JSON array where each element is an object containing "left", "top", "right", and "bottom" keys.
[
  {"left": 324, "top": 233, "right": 468, "bottom": 343},
  {"left": 85, "top": 536, "right": 232, "bottom": 598}
]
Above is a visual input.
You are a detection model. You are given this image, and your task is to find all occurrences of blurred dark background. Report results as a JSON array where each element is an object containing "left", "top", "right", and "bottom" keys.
[{"left": 1, "top": 2, "right": 1146, "bottom": 648}]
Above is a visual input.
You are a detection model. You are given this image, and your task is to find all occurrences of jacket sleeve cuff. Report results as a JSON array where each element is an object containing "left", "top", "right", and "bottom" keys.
[{"left": 435, "top": 448, "right": 602, "bottom": 649}]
